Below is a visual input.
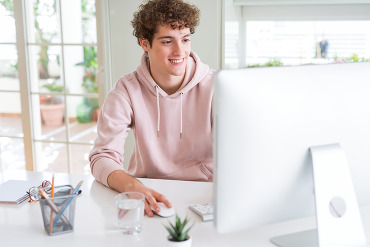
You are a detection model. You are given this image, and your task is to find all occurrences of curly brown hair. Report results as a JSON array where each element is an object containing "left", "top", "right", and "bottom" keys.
[{"left": 131, "top": 0, "right": 200, "bottom": 46}]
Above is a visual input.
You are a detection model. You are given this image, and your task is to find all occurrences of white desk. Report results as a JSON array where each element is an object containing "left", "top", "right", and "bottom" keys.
[{"left": 1, "top": 171, "right": 370, "bottom": 246}]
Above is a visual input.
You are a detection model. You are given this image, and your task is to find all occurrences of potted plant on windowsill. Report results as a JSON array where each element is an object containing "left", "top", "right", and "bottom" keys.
[
  {"left": 164, "top": 215, "right": 194, "bottom": 247},
  {"left": 40, "top": 80, "right": 65, "bottom": 127}
]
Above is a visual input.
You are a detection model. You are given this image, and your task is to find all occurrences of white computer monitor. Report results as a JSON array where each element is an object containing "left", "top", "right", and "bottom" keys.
[{"left": 213, "top": 62, "right": 370, "bottom": 247}]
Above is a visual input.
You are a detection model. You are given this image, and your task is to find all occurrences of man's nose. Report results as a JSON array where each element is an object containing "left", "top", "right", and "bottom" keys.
[{"left": 173, "top": 42, "right": 184, "bottom": 55}]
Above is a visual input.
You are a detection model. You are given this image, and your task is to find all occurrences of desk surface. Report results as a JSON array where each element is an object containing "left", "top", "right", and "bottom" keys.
[{"left": 1, "top": 171, "right": 369, "bottom": 246}]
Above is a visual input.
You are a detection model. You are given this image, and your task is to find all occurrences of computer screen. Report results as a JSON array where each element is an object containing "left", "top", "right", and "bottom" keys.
[{"left": 213, "top": 62, "right": 370, "bottom": 246}]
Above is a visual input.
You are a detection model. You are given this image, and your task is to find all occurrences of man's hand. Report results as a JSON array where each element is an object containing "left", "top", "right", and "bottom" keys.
[{"left": 107, "top": 170, "right": 172, "bottom": 217}]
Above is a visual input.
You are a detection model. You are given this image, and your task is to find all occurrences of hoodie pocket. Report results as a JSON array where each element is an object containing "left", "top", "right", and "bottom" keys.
[
  {"left": 157, "top": 160, "right": 213, "bottom": 182},
  {"left": 198, "top": 161, "right": 213, "bottom": 182}
]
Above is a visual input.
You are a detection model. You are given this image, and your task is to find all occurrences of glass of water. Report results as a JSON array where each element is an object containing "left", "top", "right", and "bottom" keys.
[{"left": 114, "top": 192, "right": 145, "bottom": 235}]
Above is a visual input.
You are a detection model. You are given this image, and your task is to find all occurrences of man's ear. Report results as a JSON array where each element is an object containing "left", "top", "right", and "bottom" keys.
[{"left": 140, "top": 38, "right": 150, "bottom": 52}]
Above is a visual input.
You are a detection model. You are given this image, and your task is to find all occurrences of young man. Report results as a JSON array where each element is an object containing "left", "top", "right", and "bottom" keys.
[{"left": 89, "top": 0, "right": 214, "bottom": 217}]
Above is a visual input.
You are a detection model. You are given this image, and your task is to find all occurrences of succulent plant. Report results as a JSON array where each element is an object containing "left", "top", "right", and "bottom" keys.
[{"left": 164, "top": 215, "right": 194, "bottom": 242}]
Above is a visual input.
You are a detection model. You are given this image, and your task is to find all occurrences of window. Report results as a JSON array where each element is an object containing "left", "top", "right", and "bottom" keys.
[
  {"left": 245, "top": 21, "right": 370, "bottom": 67},
  {"left": 224, "top": 2, "right": 370, "bottom": 68},
  {"left": 0, "top": 0, "right": 103, "bottom": 174}
]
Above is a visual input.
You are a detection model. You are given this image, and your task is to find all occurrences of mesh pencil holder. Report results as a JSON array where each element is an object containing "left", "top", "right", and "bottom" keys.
[{"left": 38, "top": 185, "right": 78, "bottom": 236}]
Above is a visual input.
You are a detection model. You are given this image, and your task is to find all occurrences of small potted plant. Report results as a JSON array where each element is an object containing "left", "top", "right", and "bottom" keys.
[
  {"left": 164, "top": 215, "right": 194, "bottom": 247},
  {"left": 40, "top": 80, "right": 65, "bottom": 127}
]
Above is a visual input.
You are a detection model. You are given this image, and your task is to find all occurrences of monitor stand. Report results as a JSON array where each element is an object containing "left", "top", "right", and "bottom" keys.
[{"left": 271, "top": 143, "right": 369, "bottom": 247}]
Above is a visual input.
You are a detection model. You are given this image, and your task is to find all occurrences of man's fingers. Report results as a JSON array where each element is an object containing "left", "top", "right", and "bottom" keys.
[
  {"left": 145, "top": 191, "right": 160, "bottom": 213},
  {"left": 132, "top": 185, "right": 173, "bottom": 216},
  {"left": 152, "top": 191, "right": 172, "bottom": 208},
  {"left": 144, "top": 200, "right": 154, "bottom": 217},
  {"left": 161, "top": 199, "right": 172, "bottom": 208}
]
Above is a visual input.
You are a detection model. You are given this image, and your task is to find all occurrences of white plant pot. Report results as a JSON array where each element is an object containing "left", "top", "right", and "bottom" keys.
[{"left": 166, "top": 236, "right": 192, "bottom": 247}]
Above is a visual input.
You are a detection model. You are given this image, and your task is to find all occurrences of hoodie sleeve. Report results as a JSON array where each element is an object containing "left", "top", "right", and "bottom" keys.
[{"left": 89, "top": 88, "right": 133, "bottom": 187}]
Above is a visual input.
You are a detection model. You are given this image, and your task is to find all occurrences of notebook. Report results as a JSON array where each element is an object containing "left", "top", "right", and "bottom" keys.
[{"left": 0, "top": 180, "right": 46, "bottom": 204}]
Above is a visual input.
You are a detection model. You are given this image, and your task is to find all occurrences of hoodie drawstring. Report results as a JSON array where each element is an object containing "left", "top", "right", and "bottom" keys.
[
  {"left": 180, "top": 92, "right": 183, "bottom": 139},
  {"left": 155, "top": 85, "right": 183, "bottom": 139},
  {"left": 155, "top": 85, "right": 160, "bottom": 137}
]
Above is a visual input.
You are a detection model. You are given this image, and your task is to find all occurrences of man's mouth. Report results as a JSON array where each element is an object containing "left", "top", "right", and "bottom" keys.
[{"left": 169, "top": 58, "right": 184, "bottom": 64}]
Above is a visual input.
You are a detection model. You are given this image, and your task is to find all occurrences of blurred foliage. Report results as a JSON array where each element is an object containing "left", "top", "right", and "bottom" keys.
[
  {"left": 0, "top": 0, "right": 14, "bottom": 15},
  {"left": 333, "top": 53, "right": 370, "bottom": 63},
  {"left": 42, "top": 80, "right": 64, "bottom": 104},
  {"left": 76, "top": 46, "right": 98, "bottom": 94},
  {"left": 247, "top": 58, "right": 284, "bottom": 68},
  {"left": 42, "top": 80, "right": 64, "bottom": 93}
]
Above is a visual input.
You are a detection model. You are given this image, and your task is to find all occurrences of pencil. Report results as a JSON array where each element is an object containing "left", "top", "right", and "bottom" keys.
[
  {"left": 52, "top": 180, "right": 83, "bottom": 228},
  {"left": 49, "top": 174, "right": 54, "bottom": 234}
]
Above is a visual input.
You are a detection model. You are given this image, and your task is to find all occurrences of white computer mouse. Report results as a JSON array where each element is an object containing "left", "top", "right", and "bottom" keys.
[{"left": 151, "top": 202, "right": 175, "bottom": 217}]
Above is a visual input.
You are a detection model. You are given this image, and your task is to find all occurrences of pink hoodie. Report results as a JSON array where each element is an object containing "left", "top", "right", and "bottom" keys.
[{"left": 89, "top": 51, "right": 214, "bottom": 187}]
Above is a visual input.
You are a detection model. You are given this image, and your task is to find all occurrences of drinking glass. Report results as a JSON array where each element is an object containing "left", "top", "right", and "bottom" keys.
[{"left": 114, "top": 192, "right": 145, "bottom": 235}]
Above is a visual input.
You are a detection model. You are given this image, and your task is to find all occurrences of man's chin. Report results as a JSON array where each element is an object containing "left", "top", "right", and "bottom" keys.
[
  {"left": 171, "top": 71, "right": 186, "bottom": 77},
  {"left": 168, "top": 67, "right": 186, "bottom": 76}
]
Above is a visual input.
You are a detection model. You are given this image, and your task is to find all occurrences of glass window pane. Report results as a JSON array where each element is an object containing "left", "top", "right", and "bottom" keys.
[
  {"left": 0, "top": 1, "right": 16, "bottom": 43},
  {"left": 67, "top": 95, "right": 98, "bottom": 142},
  {"left": 0, "top": 113, "right": 23, "bottom": 137},
  {"left": 32, "top": 94, "right": 67, "bottom": 142},
  {"left": 81, "top": 0, "right": 97, "bottom": 44},
  {"left": 0, "top": 92, "right": 23, "bottom": 137},
  {"left": 246, "top": 20, "right": 370, "bottom": 67},
  {"left": 0, "top": 137, "right": 25, "bottom": 172},
  {"left": 64, "top": 45, "right": 85, "bottom": 94},
  {"left": 0, "top": 45, "right": 18, "bottom": 90},
  {"left": 61, "top": 0, "right": 97, "bottom": 44},
  {"left": 28, "top": 45, "right": 63, "bottom": 92},
  {"left": 26, "top": 0, "right": 61, "bottom": 44},
  {"left": 34, "top": 142, "right": 68, "bottom": 172},
  {"left": 70, "top": 144, "right": 93, "bottom": 174},
  {"left": 64, "top": 46, "right": 97, "bottom": 94}
]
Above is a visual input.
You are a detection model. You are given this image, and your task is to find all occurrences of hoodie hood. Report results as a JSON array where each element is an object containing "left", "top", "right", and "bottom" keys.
[{"left": 136, "top": 51, "right": 210, "bottom": 98}]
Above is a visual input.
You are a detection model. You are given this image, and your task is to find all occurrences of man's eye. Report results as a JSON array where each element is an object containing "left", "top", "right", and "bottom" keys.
[
  {"left": 183, "top": 39, "right": 191, "bottom": 43},
  {"left": 162, "top": 41, "right": 172, "bottom": 45}
]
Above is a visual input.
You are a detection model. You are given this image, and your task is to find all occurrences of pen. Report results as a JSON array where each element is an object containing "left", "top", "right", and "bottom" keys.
[
  {"left": 52, "top": 180, "right": 83, "bottom": 228},
  {"left": 39, "top": 188, "right": 71, "bottom": 226},
  {"left": 49, "top": 174, "right": 55, "bottom": 234}
]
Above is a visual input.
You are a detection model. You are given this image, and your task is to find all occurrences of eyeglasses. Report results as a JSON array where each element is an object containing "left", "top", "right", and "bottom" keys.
[{"left": 27, "top": 180, "right": 51, "bottom": 203}]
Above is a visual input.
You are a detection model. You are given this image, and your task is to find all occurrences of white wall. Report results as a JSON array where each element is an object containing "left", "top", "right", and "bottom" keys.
[{"left": 105, "top": 0, "right": 222, "bottom": 168}]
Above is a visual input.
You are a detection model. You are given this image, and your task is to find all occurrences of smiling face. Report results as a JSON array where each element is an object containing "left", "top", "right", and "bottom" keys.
[{"left": 140, "top": 24, "right": 191, "bottom": 94}]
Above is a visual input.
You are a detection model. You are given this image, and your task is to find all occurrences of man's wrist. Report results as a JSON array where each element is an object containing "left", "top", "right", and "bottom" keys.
[{"left": 107, "top": 170, "right": 140, "bottom": 192}]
